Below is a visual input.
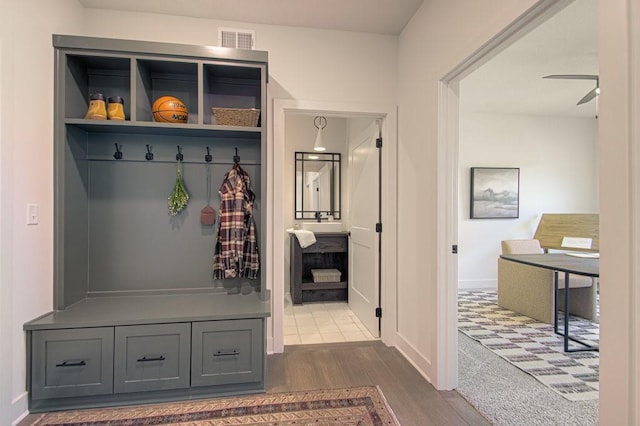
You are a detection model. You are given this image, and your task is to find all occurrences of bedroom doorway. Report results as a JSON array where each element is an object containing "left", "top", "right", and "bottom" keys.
[{"left": 438, "top": 1, "right": 597, "bottom": 416}]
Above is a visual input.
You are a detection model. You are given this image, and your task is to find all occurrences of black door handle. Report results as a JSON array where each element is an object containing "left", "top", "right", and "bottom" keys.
[
  {"left": 56, "top": 360, "right": 86, "bottom": 367},
  {"left": 136, "top": 355, "right": 166, "bottom": 362},
  {"left": 213, "top": 349, "right": 239, "bottom": 357}
]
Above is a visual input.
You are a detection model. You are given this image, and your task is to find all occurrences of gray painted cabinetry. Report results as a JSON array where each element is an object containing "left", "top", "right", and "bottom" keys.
[
  {"left": 31, "top": 328, "right": 115, "bottom": 400},
  {"left": 114, "top": 323, "right": 191, "bottom": 393},
  {"left": 24, "top": 35, "right": 270, "bottom": 413}
]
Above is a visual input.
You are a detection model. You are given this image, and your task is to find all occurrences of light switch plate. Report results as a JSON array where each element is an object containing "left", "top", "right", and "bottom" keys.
[{"left": 27, "top": 203, "right": 38, "bottom": 225}]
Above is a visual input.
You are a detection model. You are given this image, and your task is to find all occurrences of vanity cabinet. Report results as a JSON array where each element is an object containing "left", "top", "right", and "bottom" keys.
[
  {"left": 290, "top": 232, "right": 349, "bottom": 304},
  {"left": 24, "top": 35, "right": 270, "bottom": 413}
]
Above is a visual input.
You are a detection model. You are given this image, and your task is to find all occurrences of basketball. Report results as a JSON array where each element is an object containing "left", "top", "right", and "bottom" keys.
[{"left": 152, "top": 96, "right": 189, "bottom": 123}]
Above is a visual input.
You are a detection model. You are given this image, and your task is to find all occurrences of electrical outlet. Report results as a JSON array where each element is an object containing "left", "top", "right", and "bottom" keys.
[{"left": 27, "top": 204, "right": 39, "bottom": 225}]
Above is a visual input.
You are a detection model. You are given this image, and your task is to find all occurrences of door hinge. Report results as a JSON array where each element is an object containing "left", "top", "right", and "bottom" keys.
[
  {"left": 452, "top": 244, "right": 458, "bottom": 254},
  {"left": 375, "top": 223, "right": 382, "bottom": 233},
  {"left": 375, "top": 307, "right": 382, "bottom": 318},
  {"left": 376, "top": 137, "right": 383, "bottom": 148}
]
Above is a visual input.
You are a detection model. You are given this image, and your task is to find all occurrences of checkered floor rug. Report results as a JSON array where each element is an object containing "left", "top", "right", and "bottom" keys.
[{"left": 458, "top": 290, "right": 599, "bottom": 401}]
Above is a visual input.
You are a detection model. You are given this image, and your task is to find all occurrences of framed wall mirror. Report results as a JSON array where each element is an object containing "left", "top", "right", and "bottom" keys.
[{"left": 295, "top": 152, "right": 341, "bottom": 220}]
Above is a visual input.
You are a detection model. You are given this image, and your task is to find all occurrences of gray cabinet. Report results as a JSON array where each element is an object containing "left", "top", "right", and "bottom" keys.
[
  {"left": 114, "top": 323, "right": 191, "bottom": 393},
  {"left": 27, "top": 315, "right": 267, "bottom": 412},
  {"left": 31, "top": 328, "right": 114, "bottom": 400},
  {"left": 24, "top": 35, "right": 270, "bottom": 413},
  {"left": 290, "top": 232, "right": 349, "bottom": 304},
  {"left": 192, "top": 319, "right": 263, "bottom": 387}
]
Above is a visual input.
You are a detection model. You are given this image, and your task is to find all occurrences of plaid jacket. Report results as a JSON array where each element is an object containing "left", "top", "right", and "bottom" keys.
[{"left": 213, "top": 164, "right": 260, "bottom": 279}]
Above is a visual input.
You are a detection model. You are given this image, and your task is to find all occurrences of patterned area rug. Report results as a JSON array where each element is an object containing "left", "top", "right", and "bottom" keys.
[
  {"left": 458, "top": 290, "right": 599, "bottom": 402},
  {"left": 33, "top": 386, "right": 400, "bottom": 425}
]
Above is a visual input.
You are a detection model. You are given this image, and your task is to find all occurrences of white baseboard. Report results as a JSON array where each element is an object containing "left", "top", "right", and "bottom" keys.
[
  {"left": 394, "top": 332, "right": 434, "bottom": 385},
  {"left": 458, "top": 279, "right": 497, "bottom": 290},
  {"left": 267, "top": 335, "right": 274, "bottom": 354},
  {"left": 11, "top": 391, "right": 28, "bottom": 426}
]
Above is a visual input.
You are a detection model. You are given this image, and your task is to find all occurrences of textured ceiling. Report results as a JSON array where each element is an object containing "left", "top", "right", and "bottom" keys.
[{"left": 78, "top": 0, "right": 424, "bottom": 35}]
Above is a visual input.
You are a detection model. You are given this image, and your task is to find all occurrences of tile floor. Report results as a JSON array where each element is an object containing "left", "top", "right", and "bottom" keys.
[{"left": 284, "top": 293, "right": 377, "bottom": 345}]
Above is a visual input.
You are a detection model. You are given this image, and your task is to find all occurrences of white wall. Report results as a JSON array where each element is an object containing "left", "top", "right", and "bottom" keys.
[
  {"left": 458, "top": 112, "right": 598, "bottom": 289},
  {"left": 0, "top": 1, "right": 85, "bottom": 423},
  {"left": 397, "top": 0, "right": 540, "bottom": 385}
]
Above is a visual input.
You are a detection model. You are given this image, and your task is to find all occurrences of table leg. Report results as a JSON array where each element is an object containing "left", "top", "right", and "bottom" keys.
[
  {"left": 564, "top": 272, "right": 570, "bottom": 352},
  {"left": 554, "top": 271, "right": 559, "bottom": 334},
  {"left": 554, "top": 271, "right": 599, "bottom": 352}
]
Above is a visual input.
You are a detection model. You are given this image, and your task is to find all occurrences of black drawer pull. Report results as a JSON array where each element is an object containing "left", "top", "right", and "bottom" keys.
[
  {"left": 213, "top": 349, "right": 239, "bottom": 357},
  {"left": 137, "top": 355, "right": 166, "bottom": 362},
  {"left": 56, "top": 360, "right": 86, "bottom": 367}
]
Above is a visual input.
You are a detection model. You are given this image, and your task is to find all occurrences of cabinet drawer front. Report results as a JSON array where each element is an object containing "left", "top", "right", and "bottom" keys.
[
  {"left": 32, "top": 328, "right": 114, "bottom": 400},
  {"left": 114, "top": 323, "right": 190, "bottom": 393},
  {"left": 302, "top": 236, "right": 347, "bottom": 253},
  {"left": 191, "top": 319, "right": 263, "bottom": 387}
]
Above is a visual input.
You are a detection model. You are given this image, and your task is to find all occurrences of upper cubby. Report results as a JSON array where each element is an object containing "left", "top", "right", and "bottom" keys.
[
  {"left": 203, "top": 64, "right": 262, "bottom": 126},
  {"left": 135, "top": 59, "right": 198, "bottom": 124},
  {"left": 64, "top": 54, "right": 131, "bottom": 120},
  {"left": 56, "top": 35, "right": 267, "bottom": 133}
]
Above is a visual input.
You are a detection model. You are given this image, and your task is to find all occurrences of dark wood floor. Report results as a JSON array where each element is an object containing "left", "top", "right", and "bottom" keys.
[
  {"left": 19, "top": 341, "right": 488, "bottom": 425},
  {"left": 268, "top": 341, "right": 489, "bottom": 425}
]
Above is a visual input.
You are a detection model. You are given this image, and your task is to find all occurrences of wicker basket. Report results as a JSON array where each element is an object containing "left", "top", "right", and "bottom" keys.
[
  {"left": 311, "top": 269, "right": 342, "bottom": 283},
  {"left": 212, "top": 107, "right": 260, "bottom": 127}
]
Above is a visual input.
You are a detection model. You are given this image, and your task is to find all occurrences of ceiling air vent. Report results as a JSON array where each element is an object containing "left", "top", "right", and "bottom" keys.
[{"left": 218, "top": 28, "right": 255, "bottom": 50}]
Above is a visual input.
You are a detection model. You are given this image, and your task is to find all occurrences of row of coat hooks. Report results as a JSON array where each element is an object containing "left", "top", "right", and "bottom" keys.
[{"left": 112, "top": 144, "right": 242, "bottom": 164}]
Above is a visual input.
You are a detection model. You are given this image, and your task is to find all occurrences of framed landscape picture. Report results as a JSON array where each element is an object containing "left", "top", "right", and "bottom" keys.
[{"left": 470, "top": 167, "right": 519, "bottom": 219}]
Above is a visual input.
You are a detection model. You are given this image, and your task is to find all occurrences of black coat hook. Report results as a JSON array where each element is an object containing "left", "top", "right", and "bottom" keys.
[
  {"left": 233, "top": 147, "right": 240, "bottom": 164},
  {"left": 176, "top": 145, "right": 183, "bottom": 162},
  {"left": 145, "top": 144, "right": 154, "bottom": 161},
  {"left": 113, "top": 143, "right": 123, "bottom": 160},
  {"left": 205, "top": 146, "right": 212, "bottom": 163}
]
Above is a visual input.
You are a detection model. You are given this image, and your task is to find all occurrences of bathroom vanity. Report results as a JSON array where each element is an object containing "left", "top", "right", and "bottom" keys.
[{"left": 290, "top": 232, "right": 349, "bottom": 304}]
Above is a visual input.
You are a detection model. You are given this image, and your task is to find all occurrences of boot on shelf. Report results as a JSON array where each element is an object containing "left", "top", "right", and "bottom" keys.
[{"left": 84, "top": 93, "right": 107, "bottom": 120}]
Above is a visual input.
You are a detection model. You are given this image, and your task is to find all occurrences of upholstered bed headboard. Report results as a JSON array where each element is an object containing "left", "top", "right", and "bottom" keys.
[{"left": 533, "top": 213, "right": 599, "bottom": 252}]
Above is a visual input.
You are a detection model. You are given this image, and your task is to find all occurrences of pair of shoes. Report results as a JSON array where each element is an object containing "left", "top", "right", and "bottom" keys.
[{"left": 84, "top": 94, "right": 125, "bottom": 120}]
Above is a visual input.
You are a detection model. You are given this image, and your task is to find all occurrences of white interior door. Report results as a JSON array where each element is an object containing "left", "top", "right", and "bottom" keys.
[{"left": 348, "top": 121, "right": 380, "bottom": 338}]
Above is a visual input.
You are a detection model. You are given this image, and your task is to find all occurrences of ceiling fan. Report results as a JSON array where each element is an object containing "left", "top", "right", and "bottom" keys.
[{"left": 542, "top": 74, "right": 600, "bottom": 105}]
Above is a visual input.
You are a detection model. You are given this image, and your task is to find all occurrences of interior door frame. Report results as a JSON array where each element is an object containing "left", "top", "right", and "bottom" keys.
[
  {"left": 436, "top": 0, "right": 574, "bottom": 389},
  {"left": 270, "top": 99, "right": 397, "bottom": 353}
]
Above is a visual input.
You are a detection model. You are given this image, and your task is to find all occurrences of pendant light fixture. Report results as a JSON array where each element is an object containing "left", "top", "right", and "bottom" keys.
[{"left": 313, "top": 116, "right": 327, "bottom": 152}]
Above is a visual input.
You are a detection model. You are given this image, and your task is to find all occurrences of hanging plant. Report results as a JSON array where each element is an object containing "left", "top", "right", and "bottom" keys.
[{"left": 168, "top": 162, "right": 189, "bottom": 216}]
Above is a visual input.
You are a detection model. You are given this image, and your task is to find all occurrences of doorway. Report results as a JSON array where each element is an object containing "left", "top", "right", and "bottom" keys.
[
  {"left": 283, "top": 114, "right": 379, "bottom": 345},
  {"left": 438, "top": 0, "right": 599, "bottom": 405},
  {"left": 271, "top": 99, "right": 397, "bottom": 354}
]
